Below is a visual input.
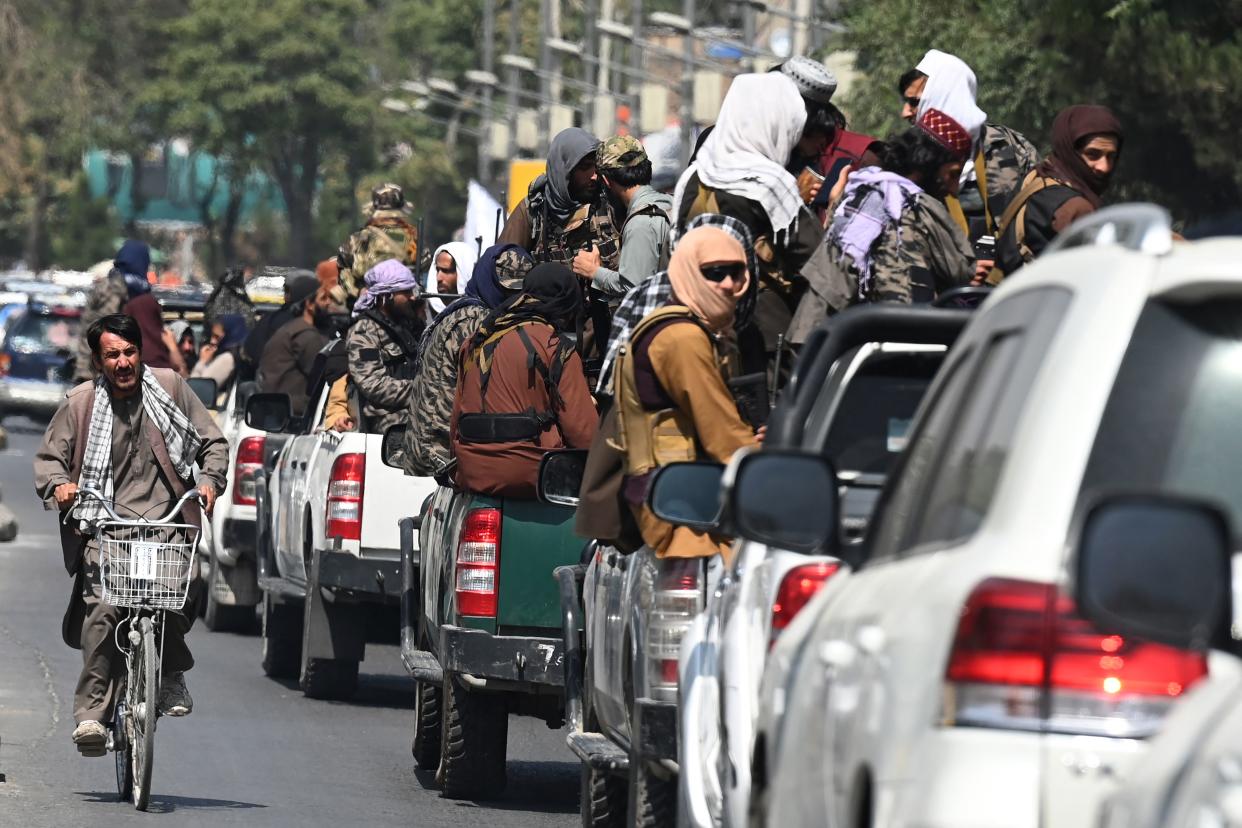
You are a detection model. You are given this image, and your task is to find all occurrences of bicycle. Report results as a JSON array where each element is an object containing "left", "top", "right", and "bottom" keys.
[{"left": 73, "top": 486, "right": 204, "bottom": 812}]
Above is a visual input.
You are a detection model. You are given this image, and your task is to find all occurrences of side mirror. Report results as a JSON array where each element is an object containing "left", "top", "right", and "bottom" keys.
[
  {"left": 245, "top": 392, "right": 292, "bottom": 433},
  {"left": 730, "top": 450, "right": 838, "bottom": 554},
  {"left": 382, "top": 423, "right": 408, "bottom": 470},
  {"left": 538, "top": 449, "right": 589, "bottom": 507},
  {"left": 187, "top": 377, "right": 219, "bottom": 410},
  {"left": 1074, "top": 495, "right": 1233, "bottom": 651},
  {"left": 647, "top": 461, "right": 726, "bottom": 531},
  {"left": 235, "top": 380, "right": 259, "bottom": 414}
]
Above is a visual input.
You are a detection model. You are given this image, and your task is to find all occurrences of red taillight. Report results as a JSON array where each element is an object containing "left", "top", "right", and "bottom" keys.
[
  {"left": 325, "top": 453, "right": 365, "bottom": 541},
  {"left": 231, "top": 436, "right": 266, "bottom": 506},
  {"left": 771, "top": 562, "right": 841, "bottom": 639},
  {"left": 647, "top": 558, "right": 703, "bottom": 703},
  {"left": 0, "top": 353, "right": 10, "bottom": 377},
  {"left": 456, "top": 508, "right": 501, "bottom": 617},
  {"left": 943, "top": 578, "right": 1207, "bottom": 738}
]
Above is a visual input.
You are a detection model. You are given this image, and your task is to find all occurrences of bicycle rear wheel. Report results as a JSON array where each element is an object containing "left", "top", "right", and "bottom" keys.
[
  {"left": 131, "top": 616, "right": 158, "bottom": 811},
  {"left": 113, "top": 692, "right": 132, "bottom": 801}
]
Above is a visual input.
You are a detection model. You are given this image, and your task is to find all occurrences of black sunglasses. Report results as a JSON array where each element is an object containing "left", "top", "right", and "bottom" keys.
[
  {"left": 902, "top": 95, "right": 921, "bottom": 109},
  {"left": 700, "top": 263, "right": 746, "bottom": 283}
]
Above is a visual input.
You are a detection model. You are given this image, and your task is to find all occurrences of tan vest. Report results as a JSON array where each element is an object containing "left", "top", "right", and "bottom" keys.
[{"left": 612, "top": 306, "right": 713, "bottom": 476}]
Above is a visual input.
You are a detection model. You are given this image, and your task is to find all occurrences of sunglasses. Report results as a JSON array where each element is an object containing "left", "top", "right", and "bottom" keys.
[
  {"left": 700, "top": 263, "right": 746, "bottom": 283},
  {"left": 902, "top": 95, "right": 922, "bottom": 109}
]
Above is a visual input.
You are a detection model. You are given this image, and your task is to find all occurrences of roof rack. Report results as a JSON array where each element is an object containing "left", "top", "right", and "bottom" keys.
[{"left": 1046, "top": 203, "right": 1173, "bottom": 257}]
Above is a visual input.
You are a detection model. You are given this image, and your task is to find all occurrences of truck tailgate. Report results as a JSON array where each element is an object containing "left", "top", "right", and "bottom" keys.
[
  {"left": 496, "top": 498, "right": 581, "bottom": 629},
  {"left": 360, "top": 435, "right": 437, "bottom": 554}
]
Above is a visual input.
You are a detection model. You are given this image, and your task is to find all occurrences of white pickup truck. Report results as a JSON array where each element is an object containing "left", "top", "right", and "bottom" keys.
[{"left": 246, "top": 359, "right": 436, "bottom": 700}]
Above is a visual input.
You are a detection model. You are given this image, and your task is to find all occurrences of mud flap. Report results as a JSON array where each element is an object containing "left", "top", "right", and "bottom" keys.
[{"left": 303, "top": 545, "right": 366, "bottom": 662}]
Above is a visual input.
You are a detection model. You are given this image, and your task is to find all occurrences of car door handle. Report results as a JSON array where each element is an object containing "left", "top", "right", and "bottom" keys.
[{"left": 818, "top": 640, "right": 857, "bottom": 669}]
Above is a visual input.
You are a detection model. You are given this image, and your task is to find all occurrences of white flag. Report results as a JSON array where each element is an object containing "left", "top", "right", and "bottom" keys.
[{"left": 463, "top": 180, "right": 504, "bottom": 257}]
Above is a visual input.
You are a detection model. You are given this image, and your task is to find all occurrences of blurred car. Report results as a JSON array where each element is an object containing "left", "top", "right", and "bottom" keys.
[
  {"left": 0, "top": 302, "right": 81, "bottom": 422},
  {"left": 0, "top": 302, "right": 27, "bottom": 350},
  {"left": 746, "top": 205, "right": 1237, "bottom": 828}
]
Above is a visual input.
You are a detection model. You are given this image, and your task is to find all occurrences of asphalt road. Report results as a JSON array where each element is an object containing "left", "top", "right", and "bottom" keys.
[{"left": 0, "top": 418, "right": 580, "bottom": 827}]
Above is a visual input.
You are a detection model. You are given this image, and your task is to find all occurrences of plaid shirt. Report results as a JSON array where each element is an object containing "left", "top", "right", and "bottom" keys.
[{"left": 597, "top": 213, "right": 758, "bottom": 394}]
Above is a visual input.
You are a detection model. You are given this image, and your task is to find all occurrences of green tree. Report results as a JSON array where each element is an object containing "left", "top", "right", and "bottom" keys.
[
  {"left": 836, "top": 0, "right": 1242, "bottom": 225},
  {"left": 154, "top": 0, "right": 378, "bottom": 264}
]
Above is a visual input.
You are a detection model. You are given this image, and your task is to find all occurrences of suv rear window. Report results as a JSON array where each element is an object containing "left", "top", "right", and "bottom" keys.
[
  {"left": 7, "top": 313, "right": 80, "bottom": 353},
  {"left": 1080, "top": 298, "right": 1242, "bottom": 536},
  {"left": 816, "top": 349, "right": 945, "bottom": 476}
]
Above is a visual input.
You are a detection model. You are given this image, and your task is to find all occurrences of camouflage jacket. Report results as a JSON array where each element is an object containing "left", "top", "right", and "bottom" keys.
[
  {"left": 402, "top": 303, "right": 488, "bottom": 477},
  {"left": 346, "top": 312, "right": 420, "bottom": 435},
  {"left": 74, "top": 270, "right": 129, "bottom": 382},
  {"left": 956, "top": 124, "right": 1042, "bottom": 241},
  {"left": 792, "top": 190, "right": 974, "bottom": 339},
  {"left": 337, "top": 210, "right": 420, "bottom": 301}
]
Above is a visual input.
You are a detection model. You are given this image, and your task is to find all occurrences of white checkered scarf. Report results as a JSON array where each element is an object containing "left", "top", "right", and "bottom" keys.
[
  {"left": 596, "top": 213, "right": 758, "bottom": 395},
  {"left": 74, "top": 369, "right": 202, "bottom": 527}
]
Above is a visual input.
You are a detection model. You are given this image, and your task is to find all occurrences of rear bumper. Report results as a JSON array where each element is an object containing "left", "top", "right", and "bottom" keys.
[
  {"left": 0, "top": 379, "right": 67, "bottom": 417},
  {"left": 891, "top": 727, "right": 1143, "bottom": 828},
  {"left": 439, "top": 624, "right": 565, "bottom": 687},
  {"left": 317, "top": 551, "right": 400, "bottom": 604}
]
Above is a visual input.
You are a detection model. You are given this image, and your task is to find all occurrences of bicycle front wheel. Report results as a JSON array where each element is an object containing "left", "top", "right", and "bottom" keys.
[{"left": 131, "top": 616, "right": 158, "bottom": 811}]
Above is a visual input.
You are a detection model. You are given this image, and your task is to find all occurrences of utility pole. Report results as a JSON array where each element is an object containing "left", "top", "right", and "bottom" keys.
[
  {"left": 679, "top": 0, "right": 695, "bottom": 165},
  {"left": 598, "top": 0, "right": 614, "bottom": 94},
  {"left": 630, "top": 0, "right": 643, "bottom": 131},
  {"left": 506, "top": 0, "right": 520, "bottom": 159},
  {"left": 583, "top": 0, "right": 599, "bottom": 128},
  {"left": 743, "top": 1, "right": 757, "bottom": 72},
  {"left": 480, "top": 0, "right": 496, "bottom": 184},
  {"left": 539, "top": 0, "right": 552, "bottom": 148}
]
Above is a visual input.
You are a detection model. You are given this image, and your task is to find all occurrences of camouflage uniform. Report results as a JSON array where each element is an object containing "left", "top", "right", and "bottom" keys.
[
  {"left": 788, "top": 191, "right": 974, "bottom": 339},
  {"left": 74, "top": 270, "right": 128, "bottom": 382},
  {"left": 337, "top": 209, "right": 420, "bottom": 303},
  {"left": 346, "top": 312, "right": 420, "bottom": 436},
  {"left": 956, "top": 124, "right": 1042, "bottom": 242},
  {"left": 402, "top": 304, "right": 489, "bottom": 476}
]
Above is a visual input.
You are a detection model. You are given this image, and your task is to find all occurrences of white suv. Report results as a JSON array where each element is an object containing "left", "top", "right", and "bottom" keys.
[{"left": 745, "top": 206, "right": 1239, "bottom": 828}]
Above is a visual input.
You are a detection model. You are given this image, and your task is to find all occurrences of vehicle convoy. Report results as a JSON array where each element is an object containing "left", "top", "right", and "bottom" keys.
[
  {"left": 0, "top": 300, "right": 80, "bottom": 422},
  {"left": 676, "top": 303, "right": 973, "bottom": 828},
  {"left": 196, "top": 380, "right": 266, "bottom": 632},
  {"left": 396, "top": 452, "right": 583, "bottom": 799},
  {"left": 247, "top": 360, "right": 436, "bottom": 701},
  {"left": 737, "top": 205, "right": 1236, "bottom": 828}
]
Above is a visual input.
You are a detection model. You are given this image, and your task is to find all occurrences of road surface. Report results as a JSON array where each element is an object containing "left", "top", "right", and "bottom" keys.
[{"left": 0, "top": 417, "right": 579, "bottom": 826}]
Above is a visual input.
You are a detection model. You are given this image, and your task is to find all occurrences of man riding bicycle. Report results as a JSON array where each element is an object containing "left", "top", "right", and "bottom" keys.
[{"left": 34, "top": 313, "right": 228, "bottom": 756}]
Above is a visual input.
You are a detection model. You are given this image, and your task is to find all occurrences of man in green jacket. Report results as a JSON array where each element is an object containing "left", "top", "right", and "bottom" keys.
[{"left": 572, "top": 135, "right": 673, "bottom": 297}]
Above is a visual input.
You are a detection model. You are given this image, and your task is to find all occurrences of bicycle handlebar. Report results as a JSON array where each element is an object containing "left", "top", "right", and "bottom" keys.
[{"left": 75, "top": 486, "right": 206, "bottom": 525}]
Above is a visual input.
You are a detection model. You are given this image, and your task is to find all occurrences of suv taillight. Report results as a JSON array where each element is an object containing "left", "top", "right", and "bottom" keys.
[
  {"left": 771, "top": 562, "right": 840, "bottom": 643},
  {"left": 943, "top": 578, "right": 1207, "bottom": 738},
  {"left": 232, "top": 436, "right": 266, "bottom": 506},
  {"left": 325, "top": 453, "right": 365, "bottom": 541},
  {"left": 456, "top": 508, "right": 501, "bottom": 617},
  {"left": 646, "top": 558, "right": 703, "bottom": 703},
  {"left": 0, "top": 353, "right": 10, "bottom": 377}
]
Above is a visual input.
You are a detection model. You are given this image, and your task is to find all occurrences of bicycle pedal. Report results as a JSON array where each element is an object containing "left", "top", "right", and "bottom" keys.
[{"left": 76, "top": 742, "right": 107, "bottom": 758}]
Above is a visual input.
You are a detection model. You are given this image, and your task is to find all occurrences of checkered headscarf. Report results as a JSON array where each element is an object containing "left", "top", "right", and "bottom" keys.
[{"left": 596, "top": 213, "right": 758, "bottom": 394}]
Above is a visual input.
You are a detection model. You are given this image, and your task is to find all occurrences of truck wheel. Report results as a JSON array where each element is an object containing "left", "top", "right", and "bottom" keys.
[
  {"left": 627, "top": 755, "right": 676, "bottom": 828},
  {"left": 581, "top": 688, "right": 626, "bottom": 827},
  {"left": 300, "top": 656, "right": 359, "bottom": 700},
  {"left": 261, "top": 594, "right": 302, "bottom": 679},
  {"left": 439, "top": 671, "right": 508, "bottom": 799},
  {"left": 204, "top": 557, "right": 256, "bottom": 633},
  {"left": 411, "top": 680, "right": 442, "bottom": 769}
]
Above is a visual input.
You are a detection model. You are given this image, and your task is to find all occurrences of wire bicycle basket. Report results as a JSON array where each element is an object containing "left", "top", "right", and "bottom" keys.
[
  {"left": 99, "top": 521, "right": 199, "bottom": 610},
  {"left": 75, "top": 487, "right": 203, "bottom": 612}
]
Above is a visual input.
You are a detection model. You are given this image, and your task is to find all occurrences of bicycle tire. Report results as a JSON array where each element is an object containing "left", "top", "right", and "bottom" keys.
[
  {"left": 131, "top": 616, "right": 158, "bottom": 811},
  {"left": 113, "top": 694, "right": 132, "bottom": 801}
]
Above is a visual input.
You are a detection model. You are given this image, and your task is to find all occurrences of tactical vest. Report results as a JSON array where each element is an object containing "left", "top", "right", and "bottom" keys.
[
  {"left": 528, "top": 183, "right": 622, "bottom": 270},
  {"left": 611, "top": 306, "right": 720, "bottom": 477},
  {"left": 337, "top": 212, "right": 420, "bottom": 301},
  {"left": 358, "top": 310, "right": 421, "bottom": 381},
  {"left": 987, "top": 169, "right": 1078, "bottom": 284},
  {"left": 457, "top": 320, "right": 573, "bottom": 444}
]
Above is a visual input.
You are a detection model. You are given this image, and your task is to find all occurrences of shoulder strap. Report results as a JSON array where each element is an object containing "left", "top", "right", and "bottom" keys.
[
  {"left": 361, "top": 310, "right": 419, "bottom": 359},
  {"left": 624, "top": 202, "right": 671, "bottom": 229}
]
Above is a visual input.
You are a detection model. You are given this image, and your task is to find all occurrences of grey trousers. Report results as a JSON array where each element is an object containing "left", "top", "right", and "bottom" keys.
[{"left": 74, "top": 545, "right": 200, "bottom": 725}]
